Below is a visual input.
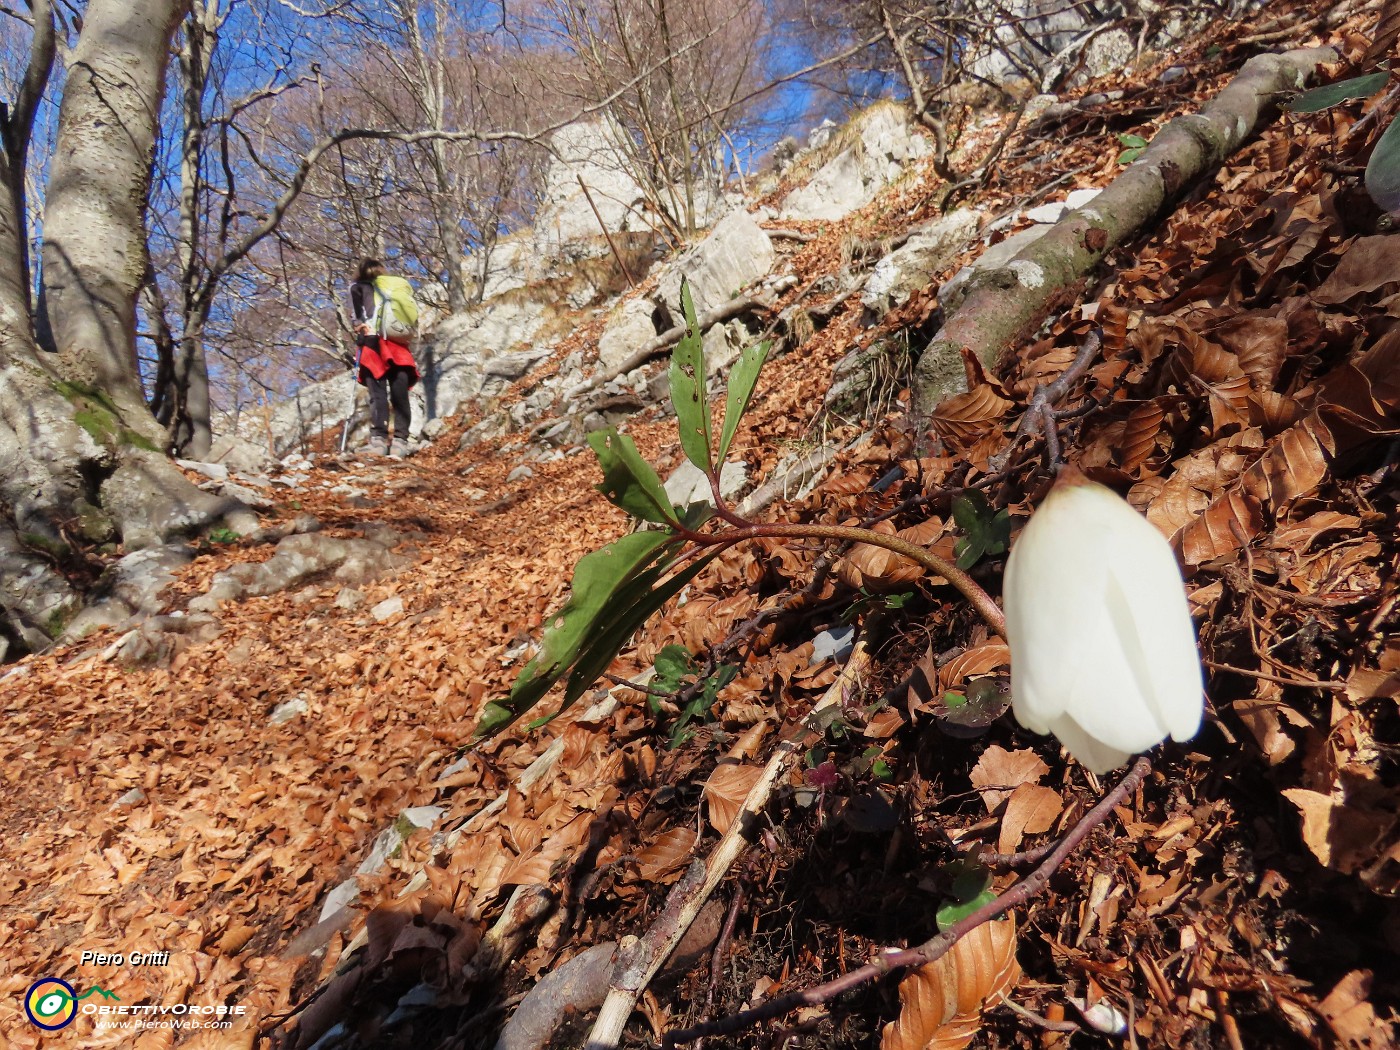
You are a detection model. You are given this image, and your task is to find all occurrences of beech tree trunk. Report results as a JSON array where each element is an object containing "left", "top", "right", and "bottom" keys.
[{"left": 0, "top": 0, "right": 254, "bottom": 657}]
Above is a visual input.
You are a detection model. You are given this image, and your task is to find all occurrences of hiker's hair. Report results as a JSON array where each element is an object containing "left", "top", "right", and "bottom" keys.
[{"left": 356, "top": 257, "right": 386, "bottom": 282}]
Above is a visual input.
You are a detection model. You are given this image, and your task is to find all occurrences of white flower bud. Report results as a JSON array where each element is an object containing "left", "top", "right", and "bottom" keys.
[{"left": 1002, "top": 469, "right": 1204, "bottom": 774}]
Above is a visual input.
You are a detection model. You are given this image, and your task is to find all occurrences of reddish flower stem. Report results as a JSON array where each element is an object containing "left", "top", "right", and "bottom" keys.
[{"left": 690, "top": 522, "right": 1006, "bottom": 637}]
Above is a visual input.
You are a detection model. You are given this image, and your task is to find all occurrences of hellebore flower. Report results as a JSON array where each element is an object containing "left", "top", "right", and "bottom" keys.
[{"left": 1003, "top": 468, "right": 1204, "bottom": 774}]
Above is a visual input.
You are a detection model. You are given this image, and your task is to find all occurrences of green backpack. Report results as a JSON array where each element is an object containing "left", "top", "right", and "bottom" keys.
[{"left": 373, "top": 275, "right": 419, "bottom": 342}]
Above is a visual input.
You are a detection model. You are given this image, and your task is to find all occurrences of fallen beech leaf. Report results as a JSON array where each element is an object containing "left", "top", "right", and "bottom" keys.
[
  {"left": 931, "top": 385, "right": 1014, "bottom": 447},
  {"left": 880, "top": 919, "right": 1021, "bottom": 1050},
  {"left": 1238, "top": 414, "right": 1332, "bottom": 506},
  {"left": 1282, "top": 788, "right": 1395, "bottom": 874},
  {"left": 635, "top": 826, "right": 699, "bottom": 884},
  {"left": 838, "top": 518, "right": 947, "bottom": 591},
  {"left": 997, "top": 783, "right": 1063, "bottom": 855},
  {"left": 704, "top": 762, "right": 765, "bottom": 834},
  {"left": 1319, "top": 970, "right": 1385, "bottom": 1050},
  {"left": 1175, "top": 489, "right": 1265, "bottom": 567},
  {"left": 217, "top": 923, "right": 257, "bottom": 955},
  {"left": 936, "top": 643, "right": 1010, "bottom": 694},
  {"left": 970, "top": 747, "right": 1048, "bottom": 813},
  {"left": 1117, "top": 401, "right": 1167, "bottom": 475},
  {"left": 1313, "top": 236, "right": 1400, "bottom": 304}
]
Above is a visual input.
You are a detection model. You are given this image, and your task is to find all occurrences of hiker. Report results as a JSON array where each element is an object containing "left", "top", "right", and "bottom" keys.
[{"left": 348, "top": 257, "right": 421, "bottom": 458}]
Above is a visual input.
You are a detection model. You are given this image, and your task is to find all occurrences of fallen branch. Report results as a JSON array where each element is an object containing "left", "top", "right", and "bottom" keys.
[
  {"left": 582, "top": 641, "right": 876, "bottom": 1050},
  {"left": 662, "top": 757, "right": 1153, "bottom": 1047},
  {"left": 765, "top": 227, "right": 819, "bottom": 242},
  {"left": 910, "top": 45, "right": 1337, "bottom": 426}
]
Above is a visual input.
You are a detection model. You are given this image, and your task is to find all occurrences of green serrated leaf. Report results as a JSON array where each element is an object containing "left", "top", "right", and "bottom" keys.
[
  {"left": 935, "top": 865, "right": 995, "bottom": 930},
  {"left": 1117, "top": 146, "right": 1145, "bottom": 165},
  {"left": 589, "top": 428, "right": 677, "bottom": 524},
  {"left": 943, "top": 691, "right": 967, "bottom": 709},
  {"left": 936, "top": 889, "right": 999, "bottom": 932},
  {"left": 953, "top": 492, "right": 1005, "bottom": 568},
  {"left": 670, "top": 278, "right": 713, "bottom": 472},
  {"left": 952, "top": 491, "right": 986, "bottom": 530},
  {"left": 700, "top": 663, "right": 738, "bottom": 704},
  {"left": 987, "top": 508, "right": 1011, "bottom": 557},
  {"left": 1366, "top": 112, "right": 1400, "bottom": 213},
  {"left": 716, "top": 339, "right": 770, "bottom": 465},
  {"left": 1289, "top": 72, "right": 1390, "bottom": 113},
  {"left": 1116, "top": 132, "right": 1148, "bottom": 148},
  {"left": 871, "top": 759, "right": 894, "bottom": 782},
  {"left": 954, "top": 535, "right": 983, "bottom": 571}
]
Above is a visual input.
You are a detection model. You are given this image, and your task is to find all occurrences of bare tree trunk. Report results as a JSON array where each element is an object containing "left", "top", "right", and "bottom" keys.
[
  {"left": 41, "top": 0, "right": 186, "bottom": 444},
  {"left": 0, "top": 0, "right": 254, "bottom": 656},
  {"left": 168, "top": 0, "right": 221, "bottom": 458}
]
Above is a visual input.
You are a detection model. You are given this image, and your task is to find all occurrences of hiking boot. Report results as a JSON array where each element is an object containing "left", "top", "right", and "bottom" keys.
[
  {"left": 389, "top": 438, "right": 411, "bottom": 459},
  {"left": 358, "top": 438, "right": 389, "bottom": 457}
]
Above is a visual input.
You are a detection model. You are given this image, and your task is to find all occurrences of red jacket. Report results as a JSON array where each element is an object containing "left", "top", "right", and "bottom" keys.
[{"left": 357, "top": 337, "right": 419, "bottom": 387}]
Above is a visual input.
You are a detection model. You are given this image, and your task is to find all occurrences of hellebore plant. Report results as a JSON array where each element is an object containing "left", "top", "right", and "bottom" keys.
[
  {"left": 1002, "top": 467, "right": 1204, "bottom": 774},
  {"left": 474, "top": 277, "right": 1203, "bottom": 781},
  {"left": 474, "top": 279, "right": 1003, "bottom": 740}
]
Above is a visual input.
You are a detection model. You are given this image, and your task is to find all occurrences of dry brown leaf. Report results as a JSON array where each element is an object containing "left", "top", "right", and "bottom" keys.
[
  {"left": 970, "top": 747, "right": 1049, "bottom": 813},
  {"left": 1282, "top": 788, "right": 1396, "bottom": 874},
  {"left": 880, "top": 920, "right": 1021, "bottom": 1050},
  {"left": 936, "top": 643, "right": 1010, "bottom": 693},
  {"left": 1247, "top": 390, "right": 1305, "bottom": 433},
  {"left": 703, "top": 762, "right": 766, "bottom": 835},
  {"left": 997, "top": 783, "right": 1064, "bottom": 855},
  {"left": 1319, "top": 970, "right": 1386, "bottom": 1050},
  {"left": 838, "top": 517, "right": 948, "bottom": 592},
  {"left": 1215, "top": 313, "right": 1289, "bottom": 390},
  {"left": 1175, "top": 489, "right": 1265, "bottom": 567},
  {"left": 931, "top": 385, "right": 1013, "bottom": 447},
  {"left": 635, "top": 826, "right": 699, "bottom": 884},
  {"left": 1313, "top": 235, "right": 1400, "bottom": 304},
  {"left": 1117, "top": 401, "right": 1167, "bottom": 475},
  {"left": 1238, "top": 413, "right": 1333, "bottom": 506},
  {"left": 1099, "top": 302, "right": 1131, "bottom": 357},
  {"left": 1143, "top": 430, "right": 1263, "bottom": 538}
]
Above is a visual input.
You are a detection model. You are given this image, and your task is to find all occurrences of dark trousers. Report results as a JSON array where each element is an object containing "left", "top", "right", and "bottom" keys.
[{"left": 367, "top": 365, "right": 412, "bottom": 442}]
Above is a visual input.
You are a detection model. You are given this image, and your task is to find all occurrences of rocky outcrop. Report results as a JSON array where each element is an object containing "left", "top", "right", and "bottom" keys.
[
  {"left": 655, "top": 209, "right": 775, "bottom": 316},
  {"left": 781, "top": 104, "right": 929, "bottom": 223},
  {"left": 598, "top": 298, "right": 662, "bottom": 372},
  {"left": 860, "top": 208, "right": 983, "bottom": 314},
  {"left": 189, "top": 528, "right": 413, "bottom": 614}
]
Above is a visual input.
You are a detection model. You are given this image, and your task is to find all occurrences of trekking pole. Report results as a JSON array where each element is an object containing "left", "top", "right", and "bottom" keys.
[
  {"left": 338, "top": 346, "right": 360, "bottom": 453},
  {"left": 339, "top": 286, "right": 368, "bottom": 453}
]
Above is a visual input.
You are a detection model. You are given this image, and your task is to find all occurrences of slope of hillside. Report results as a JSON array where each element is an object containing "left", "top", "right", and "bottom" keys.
[{"left": 3, "top": 2, "right": 1398, "bottom": 1048}]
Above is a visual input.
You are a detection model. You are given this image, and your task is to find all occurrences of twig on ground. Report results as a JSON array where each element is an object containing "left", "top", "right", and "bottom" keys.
[
  {"left": 992, "top": 327, "right": 1103, "bottom": 474},
  {"left": 977, "top": 841, "right": 1057, "bottom": 868},
  {"left": 1002, "top": 996, "right": 1083, "bottom": 1033},
  {"left": 662, "top": 757, "right": 1153, "bottom": 1047},
  {"left": 765, "top": 227, "right": 820, "bottom": 242}
]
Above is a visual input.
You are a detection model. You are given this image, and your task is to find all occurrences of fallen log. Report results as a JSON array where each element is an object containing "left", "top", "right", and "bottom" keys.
[{"left": 910, "top": 46, "right": 1337, "bottom": 427}]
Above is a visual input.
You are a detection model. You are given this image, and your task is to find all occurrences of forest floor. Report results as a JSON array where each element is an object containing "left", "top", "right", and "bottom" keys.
[{"left": 2, "top": 2, "right": 1399, "bottom": 1048}]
